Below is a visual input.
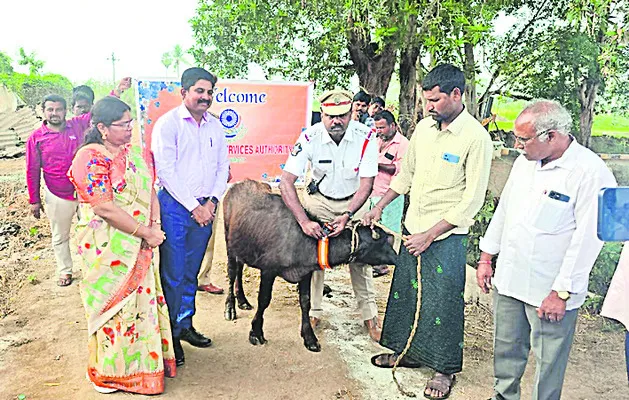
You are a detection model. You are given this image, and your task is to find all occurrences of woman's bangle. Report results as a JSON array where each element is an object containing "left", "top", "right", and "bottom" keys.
[
  {"left": 477, "top": 260, "right": 492, "bottom": 265},
  {"left": 131, "top": 222, "right": 142, "bottom": 236},
  {"left": 375, "top": 204, "right": 384, "bottom": 212}
]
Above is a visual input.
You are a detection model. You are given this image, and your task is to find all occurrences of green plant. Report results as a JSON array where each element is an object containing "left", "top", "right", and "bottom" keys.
[
  {"left": 466, "top": 190, "right": 499, "bottom": 268},
  {"left": 0, "top": 72, "right": 72, "bottom": 107},
  {"left": 26, "top": 274, "right": 38, "bottom": 285},
  {"left": 584, "top": 241, "right": 623, "bottom": 314}
]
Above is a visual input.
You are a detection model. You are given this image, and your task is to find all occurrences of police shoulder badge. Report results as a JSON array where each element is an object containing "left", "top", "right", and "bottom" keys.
[{"left": 291, "top": 142, "right": 303, "bottom": 156}]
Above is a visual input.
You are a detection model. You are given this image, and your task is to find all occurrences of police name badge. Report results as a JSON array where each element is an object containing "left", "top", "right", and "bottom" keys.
[{"left": 291, "top": 142, "right": 303, "bottom": 156}]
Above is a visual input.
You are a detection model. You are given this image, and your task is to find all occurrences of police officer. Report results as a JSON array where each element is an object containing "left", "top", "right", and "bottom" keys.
[{"left": 279, "top": 89, "right": 381, "bottom": 342}]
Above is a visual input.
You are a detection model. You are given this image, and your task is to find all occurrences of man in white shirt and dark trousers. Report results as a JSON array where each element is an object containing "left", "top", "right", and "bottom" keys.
[
  {"left": 280, "top": 89, "right": 382, "bottom": 342},
  {"left": 476, "top": 100, "right": 617, "bottom": 400}
]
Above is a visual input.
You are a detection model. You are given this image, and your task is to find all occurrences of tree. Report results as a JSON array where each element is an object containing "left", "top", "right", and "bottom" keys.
[
  {"left": 161, "top": 52, "right": 173, "bottom": 75},
  {"left": 190, "top": 0, "right": 408, "bottom": 95},
  {"left": 189, "top": 0, "right": 532, "bottom": 136},
  {"left": 171, "top": 45, "right": 187, "bottom": 77},
  {"left": 191, "top": 0, "right": 623, "bottom": 143},
  {"left": 0, "top": 51, "right": 13, "bottom": 74},
  {"left": 17, "top": 47, "right": 44, "bottom": 75},
  {"left": 494, "top": 0, "right": 628, "bottom": 147}
]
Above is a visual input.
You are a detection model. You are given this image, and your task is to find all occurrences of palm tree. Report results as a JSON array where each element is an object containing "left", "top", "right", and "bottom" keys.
[
  {"left": 171, "top": 45, "right": 186, "bottom": 77},
  {"left": 161, "top": 52, "right": 173, "bottom": 75}
]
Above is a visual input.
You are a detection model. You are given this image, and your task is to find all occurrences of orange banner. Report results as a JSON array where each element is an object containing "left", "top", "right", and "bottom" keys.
[{"left": 136, "top": 79, "right": 313, "bottom": 184}]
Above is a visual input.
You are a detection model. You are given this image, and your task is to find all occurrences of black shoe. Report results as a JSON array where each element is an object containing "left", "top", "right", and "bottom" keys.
[
  {"left": 180, "top": 326, "right": 212, "bottom": 348},
  {"left": 174, "top": 338, "right": 185, "bottom": 366}
]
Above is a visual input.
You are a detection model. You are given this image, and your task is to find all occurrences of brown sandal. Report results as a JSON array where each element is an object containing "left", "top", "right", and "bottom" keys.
[
  {"left": 57, "top": 275, "right": 73, "bottom": 287},
  {"left": 424, "top": 373, "right": 456, "bottom": 400}
]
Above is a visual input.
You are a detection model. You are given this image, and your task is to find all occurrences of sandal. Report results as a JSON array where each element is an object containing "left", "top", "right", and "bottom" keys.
[
  {"left": 57, "top": 275, "right": 73, "bottom": 287},
  {"left": 424, "top": 373, "right": 456, "bottom": 400},
  {"left": 370, "top": 353, "right": 423, "bottom": 369}
]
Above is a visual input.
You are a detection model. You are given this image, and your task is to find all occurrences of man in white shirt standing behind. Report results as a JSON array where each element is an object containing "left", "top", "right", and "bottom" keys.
[
  {"left": 153, "top": 67, "right": 230, "bottom": 366},
  {"left": 477, "top": 100, "right": 617, "bottom": 400}
]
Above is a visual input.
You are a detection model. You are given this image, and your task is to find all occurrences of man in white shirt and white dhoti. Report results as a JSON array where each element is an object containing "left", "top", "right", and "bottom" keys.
[{"left": 476, "top": 100, "right": 617, "bottom": 400}]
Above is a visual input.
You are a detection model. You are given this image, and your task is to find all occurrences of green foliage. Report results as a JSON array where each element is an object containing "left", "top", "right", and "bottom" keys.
[
  {"left": 190, "top": 0, "right": 357, "bottom": 88},
  {"left": 26, "top": 273, "right": 38, "bottom": 284},
  {"left": 0, "top": 72, "right": 72, "bottom": 108},
  {"left": 584, "top": 241, "right": 623, "bottom": 314},
  {"left": 170, "top": 45, "right": 187, "bottom": 77},
  {"left": 0, "top": 51, "right": 13, "bottom": 74},
  {"left": 493, "top": 0, "right": 629, "bottom": 145},
  {"left": 79, "top": 79, "right": 136, "bottom": 116},
  {"left": 491, "top": 96, "right": 629, "bottom": 139},
  {"left": 590, "top": 135, "right": 629, "bottom": 154},
  {"left": 466, "top": 191, "right": 499, "bottom": 267},
  {"left": 18, "top": 47, "right": 44, "bottom": 75},
  {"left": 161, "top": 52, "right": 173, "bottom": 73},
  {"left": 501, "top": 29, "right": 598, "bottom": 138}
]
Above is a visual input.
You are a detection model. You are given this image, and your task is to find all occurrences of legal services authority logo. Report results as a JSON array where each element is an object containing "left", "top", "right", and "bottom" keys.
[
  {"left": 220, "top": 109, "right": 239, "bottom": 132},
  {"left": 219, "top": 108, "right": 247, "bottom": 141}
]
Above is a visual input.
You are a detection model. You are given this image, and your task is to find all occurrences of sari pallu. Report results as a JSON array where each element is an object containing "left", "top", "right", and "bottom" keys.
[{"left": 69, "top": 144, "right": 176, "bottom": 394}]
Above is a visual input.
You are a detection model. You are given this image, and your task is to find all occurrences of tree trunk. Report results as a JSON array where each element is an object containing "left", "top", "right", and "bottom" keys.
[
  {"left": 463, "top": 42, "right": 478, "bottom": 119},
  {"left": 398, "top": 11, "right": 420, "bottom": 138},
  {"left": 414, "top": 63, "right": 426, "bottom": 131},
  {"left": 347, "top": 41, "right": 397, "bottom": 96},
  {"left": 346, "top": 15, "right": 397, "bottom": 96},
  {"left": 578, "top": 78, "right": 599, "bottom": 149}
]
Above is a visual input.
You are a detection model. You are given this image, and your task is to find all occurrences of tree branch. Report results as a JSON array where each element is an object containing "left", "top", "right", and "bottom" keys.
[
  {"left": 416, "top": 0, "right": 441, "bottom": 38},
  {"left": 478, "top": 0, "right": 552, "bottom": 106}
]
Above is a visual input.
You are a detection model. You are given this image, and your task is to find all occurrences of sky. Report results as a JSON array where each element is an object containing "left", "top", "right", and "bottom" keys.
[{"left": 0, "top": 0, "right": 200, "bottom": 84}]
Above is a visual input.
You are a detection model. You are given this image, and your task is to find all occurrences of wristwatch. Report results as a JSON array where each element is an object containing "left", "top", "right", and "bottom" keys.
[
  {"left": 343, "top": 210, "right": 354, "bottom": 219},
  {"left": 557, "top": 291, "right": 571, "bottom": 301},
  {"left": 210, "top": 196, "right": 219, "bottom": 206}
]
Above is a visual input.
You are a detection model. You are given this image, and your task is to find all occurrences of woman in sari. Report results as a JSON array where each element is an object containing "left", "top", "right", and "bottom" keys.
[{"left": 68, "top": 96, "right": 176, "bottom": 394}]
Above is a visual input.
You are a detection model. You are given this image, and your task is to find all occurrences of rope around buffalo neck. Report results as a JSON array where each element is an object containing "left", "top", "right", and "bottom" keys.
[
  {"left": 372, "top": 221, "right": 405, "bottom": 241},
  {"left": 349, "top": 224, "right": 359, "bottom": 262}
]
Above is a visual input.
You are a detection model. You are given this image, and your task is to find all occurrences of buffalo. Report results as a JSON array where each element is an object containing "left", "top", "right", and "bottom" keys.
[{"left": 222, "top": 179, "right": 397, "bottom": 352}]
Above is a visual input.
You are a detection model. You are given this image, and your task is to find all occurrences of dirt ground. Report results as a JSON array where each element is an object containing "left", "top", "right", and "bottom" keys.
[{"left": 0, "top": 156, "right": 628, "bottom": 400}]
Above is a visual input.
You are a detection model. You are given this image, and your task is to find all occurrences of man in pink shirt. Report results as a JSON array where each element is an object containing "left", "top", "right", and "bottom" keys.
[
  {"left": 25, "top": 79, "right": 130, "bottom": 287},
  {"left": 369, "top": 111, "right": 409, "bottom": 277}
]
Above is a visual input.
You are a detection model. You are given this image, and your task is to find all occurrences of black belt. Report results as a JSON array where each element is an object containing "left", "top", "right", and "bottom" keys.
[{"left": 319, "top": 192, "right": 354, "bottom": 202}]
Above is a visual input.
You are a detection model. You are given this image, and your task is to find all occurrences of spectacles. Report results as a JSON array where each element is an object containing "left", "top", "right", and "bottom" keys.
[
  {"left": 110, "top": 119, "right": 135, "bottom": 129},
  {"left": 512, "top": 129, "right": 550, "bottom": 145}
]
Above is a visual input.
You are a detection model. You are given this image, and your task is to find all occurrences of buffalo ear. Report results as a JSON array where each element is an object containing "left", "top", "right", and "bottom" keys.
[{"left": 371, "top": 228, "right": 380, "bottom": 240}]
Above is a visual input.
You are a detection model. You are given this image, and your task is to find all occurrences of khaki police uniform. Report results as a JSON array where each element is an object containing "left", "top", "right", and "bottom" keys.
[{"left": 283, "top": 105, "right": 379, "bottom": 321}]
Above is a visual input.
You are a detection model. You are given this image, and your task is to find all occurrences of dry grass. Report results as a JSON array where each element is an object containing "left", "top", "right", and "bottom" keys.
[
  {"left": 0, "top": 178, "right": 50, "bottom": 317},
  {"left": 464, "top": 301, "right": 495, "bottom": 365}
]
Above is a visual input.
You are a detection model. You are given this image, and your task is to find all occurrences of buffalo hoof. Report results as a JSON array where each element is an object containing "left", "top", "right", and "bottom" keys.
[
  {"left": 224, "top": 306, "right": 237, "bottom": 321},
  {"left": 249, "top": 331, "right": 267, "bottom": 346},
  {"left": 238, "top": 301, "right": 254, "bottom": 311},
  {"left": 304, "top": 339, "right": 321, "bottom": 352}
]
